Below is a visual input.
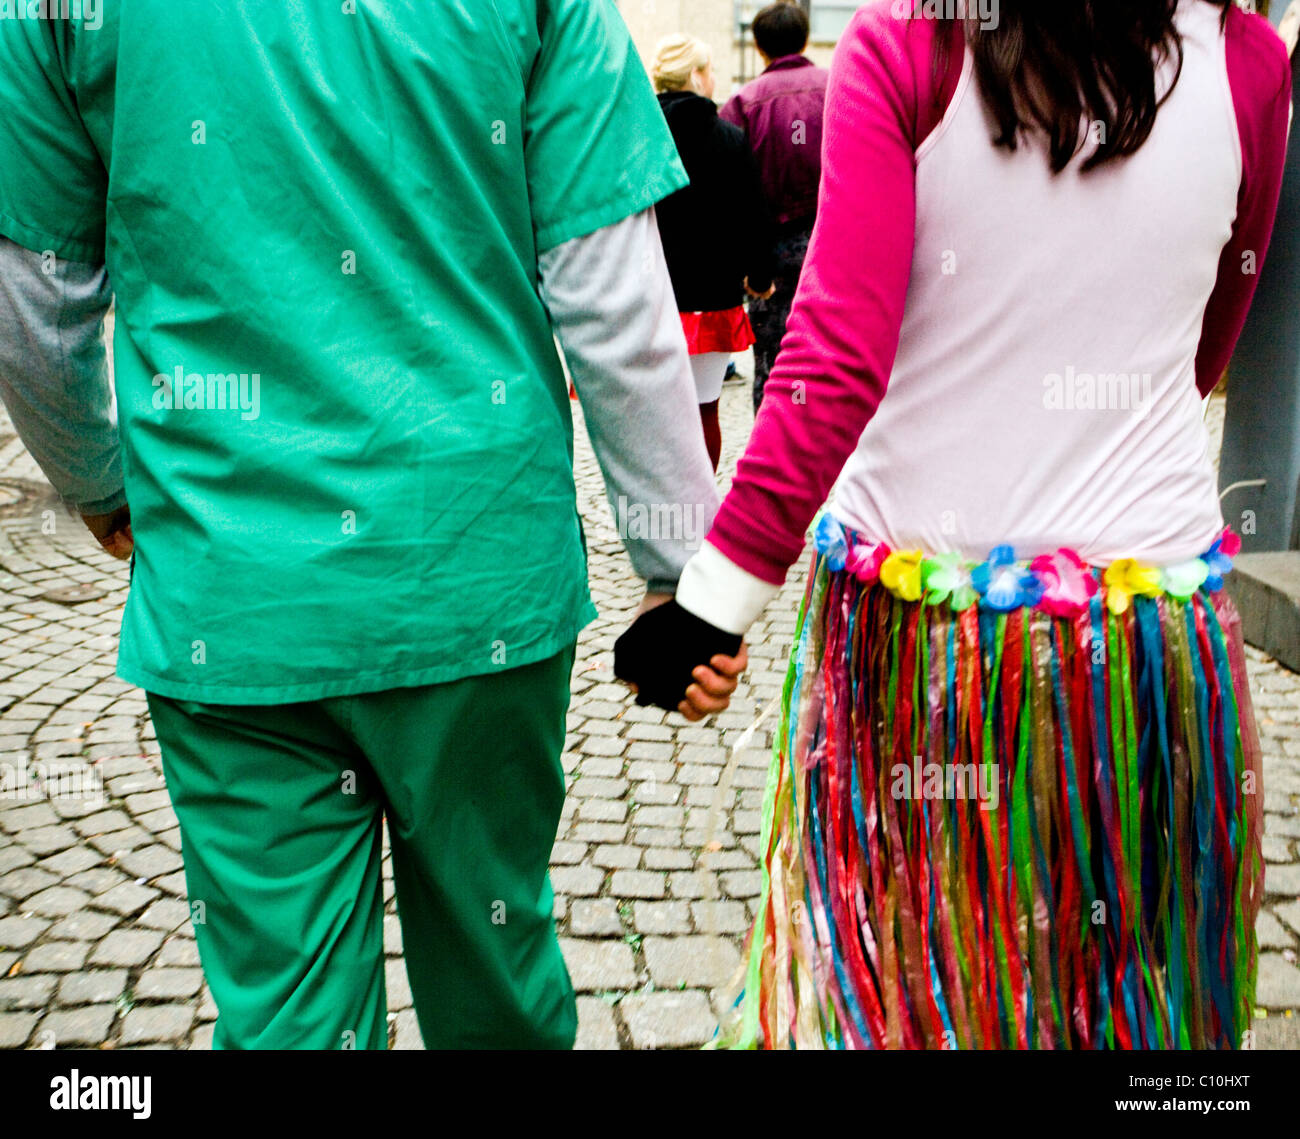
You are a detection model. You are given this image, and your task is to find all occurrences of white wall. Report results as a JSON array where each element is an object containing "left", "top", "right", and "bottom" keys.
[{"left": 619, "top": 0, "right": 743, "bottom": 99}]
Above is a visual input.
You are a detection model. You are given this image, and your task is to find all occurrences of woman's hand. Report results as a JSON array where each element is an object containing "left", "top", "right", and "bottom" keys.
[{"left": 744, "top": 276, "right": 775, "bottom": 301}]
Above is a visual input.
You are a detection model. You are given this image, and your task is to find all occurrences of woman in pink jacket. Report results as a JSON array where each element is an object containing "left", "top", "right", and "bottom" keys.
[{"left": 617, "top": 0, "right": 1291, "bottom": 1049}]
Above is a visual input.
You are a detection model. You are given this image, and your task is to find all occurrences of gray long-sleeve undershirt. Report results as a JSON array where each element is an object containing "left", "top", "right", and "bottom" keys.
[
  {"left": 0, "top": 206, "right": 718, "bottom": 587},
  {"left": 537, "top": 207, "right": 721, "bottom": 591},
  {"left": 0, "top": 240, "right": 122, "bottom": 515}
]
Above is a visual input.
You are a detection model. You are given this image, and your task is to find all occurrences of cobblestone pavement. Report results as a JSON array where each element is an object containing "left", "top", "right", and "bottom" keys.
[{"left": 0, "top": 381, "right": 1298, "bottom": 1051}]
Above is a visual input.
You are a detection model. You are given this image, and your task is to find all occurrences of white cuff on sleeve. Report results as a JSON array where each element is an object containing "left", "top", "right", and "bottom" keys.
[{"left": 675, "top": 540, "right": 782, "bottom": 636}]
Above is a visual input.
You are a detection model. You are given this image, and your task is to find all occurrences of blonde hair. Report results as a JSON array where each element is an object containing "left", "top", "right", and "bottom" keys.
[{"left": 651, "top": 34, "right": 711, "bottom": 93}]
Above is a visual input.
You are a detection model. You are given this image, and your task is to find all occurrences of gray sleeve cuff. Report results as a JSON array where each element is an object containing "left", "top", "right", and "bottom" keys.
[{"left": 73, "top": 486, "right": 129, "bottom": 516}]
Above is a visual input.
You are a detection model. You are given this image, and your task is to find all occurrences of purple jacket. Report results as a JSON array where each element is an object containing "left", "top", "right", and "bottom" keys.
[{"left": 721, "top": 55, "right": 829, "bottom": 228}]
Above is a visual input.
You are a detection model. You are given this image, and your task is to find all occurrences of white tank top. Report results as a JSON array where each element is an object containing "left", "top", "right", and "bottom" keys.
[{"left": 833, "top": 0, "right": 1238, "bottom": 565}]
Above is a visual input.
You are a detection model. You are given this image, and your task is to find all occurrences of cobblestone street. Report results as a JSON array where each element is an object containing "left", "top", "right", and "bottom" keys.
[{"left": 0, "top": 378, "right": 1298, "bottom": 1050}]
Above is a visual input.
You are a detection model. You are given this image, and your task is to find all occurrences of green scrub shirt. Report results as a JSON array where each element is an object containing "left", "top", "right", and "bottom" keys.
[{"left": 0, "top": 1, "right": 687, "bottom": 703}]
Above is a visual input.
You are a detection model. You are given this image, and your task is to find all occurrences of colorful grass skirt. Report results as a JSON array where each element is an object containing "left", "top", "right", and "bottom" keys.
[{"left": 719, "top": 546, "right": 1264, "bottom": 1049}]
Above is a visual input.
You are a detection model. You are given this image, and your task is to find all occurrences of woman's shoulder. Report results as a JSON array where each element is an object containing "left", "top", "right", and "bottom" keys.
[
  {"left": 843, "top": 1, "right": 957, "bottom": 58},
  {"left": 1223, "top": 1, "right": 1292, "bottom": 98},
  {"left": 1221, "top": 1, "right": 1292, "bottom": 168},
  {"left": 835, "top": 2, "right": 965, "bottom": 147}
]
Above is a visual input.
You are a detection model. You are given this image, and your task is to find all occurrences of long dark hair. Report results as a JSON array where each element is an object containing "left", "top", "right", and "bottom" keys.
[{"left": 933, "top": 0, "right": 1234, "bottom": 172}]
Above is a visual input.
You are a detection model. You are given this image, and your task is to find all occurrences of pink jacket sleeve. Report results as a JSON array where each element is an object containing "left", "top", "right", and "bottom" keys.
[
  {"left": 706, "top": 5, "right": 961, "bottom": 585},
  {"left": 1195, "top": 6, "right": 1293, "bottom": 397}
]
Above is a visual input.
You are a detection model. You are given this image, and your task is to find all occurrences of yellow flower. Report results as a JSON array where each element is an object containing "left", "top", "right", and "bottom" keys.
[
  {"left": 1103, "top": 558, "right": 1162, "bottom": 615},
  {"left": 880, "top": 549, "right": 925, "bottom": 602}
]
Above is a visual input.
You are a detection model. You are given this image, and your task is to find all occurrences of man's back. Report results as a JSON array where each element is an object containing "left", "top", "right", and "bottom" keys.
[
  {"left": 722, "top": 55, "right": 829, "bottom": 227},
  {"left": 0, "top": 1, "right": 684, "bottom": 702}
]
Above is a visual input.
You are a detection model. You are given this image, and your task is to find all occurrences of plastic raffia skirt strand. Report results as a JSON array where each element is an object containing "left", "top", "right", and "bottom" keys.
[{"left": 716, "top": 546, "right": 1264, "bottom": 1050}]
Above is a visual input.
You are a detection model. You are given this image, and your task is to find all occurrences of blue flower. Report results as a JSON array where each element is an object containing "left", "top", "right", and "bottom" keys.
[
  {"left": 813, "top": 513, "right": 848, "bottom": 572},
  {"left": 1201, "top": 528, "right": 1241, "bottom": 593},
  {"left": 970, "top": 545, "right": 1044, "bottom": 612}
]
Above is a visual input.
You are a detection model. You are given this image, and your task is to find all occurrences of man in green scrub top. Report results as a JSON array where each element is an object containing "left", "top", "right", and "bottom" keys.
[{"left": 0, "top": 2, "right": 745, "bottom": 1048}]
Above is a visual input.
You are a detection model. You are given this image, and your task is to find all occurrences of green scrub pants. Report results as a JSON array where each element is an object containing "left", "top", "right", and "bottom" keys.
[{"left": 145, "top": 646, "right": 578, "bottom": 1050}]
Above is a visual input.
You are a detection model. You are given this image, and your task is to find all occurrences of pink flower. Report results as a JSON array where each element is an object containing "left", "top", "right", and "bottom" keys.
[
  {"left": 846, "top": 539, "right": 891, "bottom": 585},
  {"left": 1030, "top": 548, "right": 1098, "bottom": 618}
]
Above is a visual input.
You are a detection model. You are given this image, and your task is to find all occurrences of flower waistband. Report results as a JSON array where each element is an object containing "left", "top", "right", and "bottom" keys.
[{"left": 812, "top": 514, "right": 1241, "bottom": 617}]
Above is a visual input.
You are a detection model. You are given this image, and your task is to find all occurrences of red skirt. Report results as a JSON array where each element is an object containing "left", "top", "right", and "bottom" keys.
[{"left": 680, "top": 306, "right": 755, "bottom": 355}]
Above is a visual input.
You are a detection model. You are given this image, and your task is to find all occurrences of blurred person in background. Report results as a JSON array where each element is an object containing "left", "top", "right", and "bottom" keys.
[
  {"left": 723, "top": 2, "right": 829, "bottom": 412},
  {"left": 651, "top": 34, "right": 776, "bottom": 471}
]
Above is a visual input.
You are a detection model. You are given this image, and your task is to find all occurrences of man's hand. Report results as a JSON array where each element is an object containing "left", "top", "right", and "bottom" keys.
[
  {"left": 678, "top": 644, "right": 748, "bottom": 722},
  {"left": 81, "top": 503, "right": 133, "bottom": 560}
]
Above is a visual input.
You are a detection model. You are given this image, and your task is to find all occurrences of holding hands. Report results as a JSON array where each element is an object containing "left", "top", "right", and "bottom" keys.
[{"left": 614, "top": 592, "right": 748, "bottom": 721}]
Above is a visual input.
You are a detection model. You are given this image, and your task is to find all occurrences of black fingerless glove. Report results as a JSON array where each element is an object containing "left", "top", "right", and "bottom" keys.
[{"left": 613, "top": 600, "right": 742, "bottom": 712}]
